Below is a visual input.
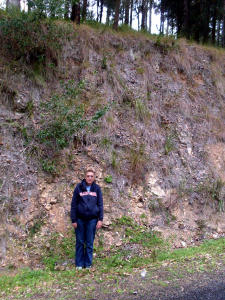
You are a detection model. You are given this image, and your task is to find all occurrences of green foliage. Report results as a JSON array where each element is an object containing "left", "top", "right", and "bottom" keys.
[
  {"left": 115, "top": 215, "right": 163, "bottom": 248},
  {"left": 100, "top": 137, "right": 112, "bottom": 148},
  {"left": 41, "top": 159, "right": 56, "bottom": 174},
  {"left": 101, "top": 56, "right": 107, "bottom": 70},
  {"left": 116, "top": 215, "right": 134, "bottom": 226},
  {"left": 154, "top": 35, "right": 178, "bottom": 54},
  {"left": 196, "top": 178, "right": 224, "bottom": 212},
  {"left": 28, "top": 0, "right": 65, "bottom": 18},
  {"left": 0, "top": 9, "right": 72, "bottom": 63},
  {"left": 0, "top": 237, "right": 224, "bottom": 295},
  {"left": 104, "top": 175, "right": 113, "bottom": 184},
  {"left": 36, "top": 80, "right": 108, "bottom": 173},
  {"left": 111, "top": 150, "right": 117, "bottom": 169},
  {"left": 41, "top": 233, "right": 75, "bottom": 270},
  {"left": 140, "top": 213, "right": 147, "bottom": 219},
  {"left": 28, "top": 218, "right": 44, "bottom": 237},
  {"left": 164, "top": 133, "right": 176, "bottom": 155}
]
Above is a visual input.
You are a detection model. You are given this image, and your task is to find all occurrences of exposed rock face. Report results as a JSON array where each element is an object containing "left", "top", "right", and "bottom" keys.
[{"left": 0, "top": 26, "right": 225, "bottom": 267}]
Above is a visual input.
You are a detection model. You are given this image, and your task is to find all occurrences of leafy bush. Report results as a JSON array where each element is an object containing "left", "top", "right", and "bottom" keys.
[
  {"left": 154, "top": 35, "right": 179, "bottom": 54},
  {"left": 0, "top": 9, "right": 72, "bottom": 63},
  {"left": 38, "top": 80, "right": 108, "bottom": 152}
]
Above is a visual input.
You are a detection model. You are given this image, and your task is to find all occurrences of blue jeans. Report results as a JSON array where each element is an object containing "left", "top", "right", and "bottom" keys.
[{"left": 75, "top": 218, "right": 97, "bottom": 268}]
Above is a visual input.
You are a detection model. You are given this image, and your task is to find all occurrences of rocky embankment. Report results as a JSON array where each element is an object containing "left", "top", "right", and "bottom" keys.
[{"left": 0, "top": 25, "right": 225, "bottom": 267}]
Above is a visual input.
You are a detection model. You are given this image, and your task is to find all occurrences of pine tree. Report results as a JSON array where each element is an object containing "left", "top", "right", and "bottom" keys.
[{"left": 113, "top": 0, "right": 121, "bottom": 29}]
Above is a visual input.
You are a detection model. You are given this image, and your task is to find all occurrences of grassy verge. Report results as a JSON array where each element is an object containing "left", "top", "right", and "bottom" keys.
[{"left": 0, "top": 217, "right": 224, "bottom": 300}]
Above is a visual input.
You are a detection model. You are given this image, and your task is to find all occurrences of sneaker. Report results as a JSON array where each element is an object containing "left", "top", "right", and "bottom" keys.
[
  {"left": 76, "top": 266, "right": 83, "bottom": 270},
  {"left": 85, "top": 266, "right": 92, "bottom": 269}
]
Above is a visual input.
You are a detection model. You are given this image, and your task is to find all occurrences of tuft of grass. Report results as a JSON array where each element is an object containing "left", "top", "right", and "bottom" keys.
[
  {"left": 134, "top": 99, "right": 151, "bottom": 122},
  {"left": 164, "top": 133, "right": 176, "bottom": 155},
  {"left": 128, "top": 143, "right": 147, "bottom": 184}
]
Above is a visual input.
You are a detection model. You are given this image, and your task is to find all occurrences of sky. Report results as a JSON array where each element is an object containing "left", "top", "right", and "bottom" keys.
[{"left": 0, "top": 0, "right": 160, "bottom": 34}]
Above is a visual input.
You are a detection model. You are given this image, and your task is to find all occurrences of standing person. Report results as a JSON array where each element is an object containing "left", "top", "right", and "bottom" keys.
[{"left": 70, "top": 167, "right": 103, "bottom": 269}]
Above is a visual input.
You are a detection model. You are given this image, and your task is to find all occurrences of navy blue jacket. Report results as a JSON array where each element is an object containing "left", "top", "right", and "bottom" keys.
[{"left": 70, "top": 179, "right": 103, "bottom": 223}]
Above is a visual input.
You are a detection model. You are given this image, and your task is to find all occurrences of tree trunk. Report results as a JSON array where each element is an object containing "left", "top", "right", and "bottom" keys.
[
  {"left": 27, "top": 0, "right": 32, "bottom": 12},
  {"left": 148, "top": 0, "right": 153, "bottom": 33},
  {"left": 125, "top": 0, "right": 130, "bottom": 25},
  {"left": 106, "top": 6, "right": 111, "bottom": 24},
  {"left": 171, "top": 18, "right": 174, "bottom": 35},
  {"left": 217, "top": 20, "right": 221, "bottom": 46},
  {"left": 137, "top": 9, "right": 140, "bottom": 30},
  {"left": 222, "top": 0, "right": 225, "bottom": 47},
  {"left": 6, "top": 0, "right": 20, "bottom": 9},
  {"left": 160, "top": 0, "right": 165, "bottom": 34},
  {"left": 166, "top": 17, "right": 169, "bottom": 35},
  {"left": 64, "top": 0, "right": 70, "bottom": 19},
  {"left": 71, "top": 1, "right": 81, "bottom": 24},
  {"left": 202, "top": 0, "right": 210, "bottom": 43},
  {"left": 141, "top": 0, "right": 147, "bottom": 30},
  {"left": 82, "top": 0, "right": 88, "bottom": 21},
  {"left": 113, "top": 0, "right": 120, "bottom": 30},
  {"left": 129, "top": 0, "right": 133, "bottom": 27},
  {"left": 96, "top": 0, "right": 99, "bottom": 22},
  {"left": 212, "top": 1, "right": 217, "bottom": 44},
  {"left": 100, "top": 0, "right": 104, "bottom": 23},
  {"left": 183, "top": 0, "right": 189, "bottom": 38}
]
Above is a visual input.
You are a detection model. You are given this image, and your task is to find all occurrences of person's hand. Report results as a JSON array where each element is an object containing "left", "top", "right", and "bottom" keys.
[
  {"left": 96, "top": 221, "right": 102, "bottom": 229},
  {"left": 72, "top": 223, "right": 77, "bottom": 229}
]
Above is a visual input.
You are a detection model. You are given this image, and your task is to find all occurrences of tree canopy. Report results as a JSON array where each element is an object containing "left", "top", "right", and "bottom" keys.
[{"left": 4, "top": 0, "right": 225, "bottom": 47}]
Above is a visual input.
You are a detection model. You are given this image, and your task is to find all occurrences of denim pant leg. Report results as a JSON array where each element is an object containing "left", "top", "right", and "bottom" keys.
[
  {"left": 75, "top": 219, "right": 85, "bottom": 267},
  {"left": 84, "top": 218, "right": 97, "bottom": 267}
]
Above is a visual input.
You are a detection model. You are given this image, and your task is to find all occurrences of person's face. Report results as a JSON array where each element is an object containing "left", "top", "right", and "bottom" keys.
[{"left": 85, "top": 171, "right": 95, "bottom": 185}]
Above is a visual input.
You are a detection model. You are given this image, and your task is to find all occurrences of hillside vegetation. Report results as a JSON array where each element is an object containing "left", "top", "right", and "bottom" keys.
[{"left": 0, "top": 12, "right": 225, "bottom": 270}]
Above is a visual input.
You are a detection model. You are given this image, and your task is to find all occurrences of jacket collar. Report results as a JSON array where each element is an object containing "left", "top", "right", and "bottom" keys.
[{"left": 81, "top": 179, "right": 96, "bottom": 192}]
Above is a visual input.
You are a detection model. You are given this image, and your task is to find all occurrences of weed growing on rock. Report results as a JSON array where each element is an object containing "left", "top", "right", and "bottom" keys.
[
  {"left": 134, "top": 99, "right": 151, "bottom": 122},
  {"left": 164, "top": 133, "right": 177, "bottom": 155},
  {"left": 104, "top": 175, "right": 113, "bottom": 184},
  {"left": 128, "top": 143, "right": 147, "bottom": 184},
  {"left": 34, "top": 80, "right": 108, "bottom": 173}
]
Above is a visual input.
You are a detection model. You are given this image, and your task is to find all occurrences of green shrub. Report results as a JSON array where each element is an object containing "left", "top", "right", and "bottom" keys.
[
  {"left": 0, "top": 10, "right": 72, "bottom": 63},
  {"left": 154, "top": 35, "right": 178, "bottom": 54},
  {"left": 104, "top": 175, "right": 113, "bottom": 184},
  {"left": 37, "top": 80, "right": 108, "bottom": 151},
  {"left": 41, "top": 159, "right": 56, "bottom": 174}
]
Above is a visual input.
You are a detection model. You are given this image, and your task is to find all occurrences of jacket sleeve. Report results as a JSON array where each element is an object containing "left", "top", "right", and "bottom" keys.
[
  {"left": 70, "top": 185, "right": 79, "bottom": 223},
  {"left": 97, "top": 186, "right": 103, "bottom": 221}
]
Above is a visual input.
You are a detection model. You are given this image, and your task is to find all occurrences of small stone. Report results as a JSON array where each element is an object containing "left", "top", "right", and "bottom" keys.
[
  {"left": 141, "top": 269, "right": 147, "bottom": 278},
  {"left": 50, "top": 199, "right": 57, "bottom": 204},
  {"left": 45, "top": 204, "right": 52, "bottom": 211},
  {"left": 181, "top": 241, "right": 187, "bottom": 248},
  {"left": 178, "top": 223, "right": 185, "bottom": 229},
  {"left": 212, "top": 233, "right": 218, "bottom": 239}
]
